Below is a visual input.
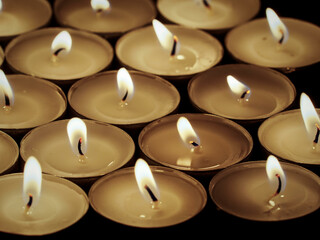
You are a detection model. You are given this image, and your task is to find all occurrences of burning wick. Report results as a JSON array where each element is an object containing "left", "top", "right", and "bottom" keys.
[
  {"left": 144, "top": 185, "right": 159, "bottom": 208},
  {"left": 240, "top": 89, "right": 251, "bottom": 102},
  {"left": 170, "top": 35, "right": 179, "bottom": 57},
  {"left": 267, "top": 174, "right": 282, "bottom": 207},
  {"left": 202, "top": 0, "right": 211, "bottom": 9},
  {"left": 25, "top": 194, "right": 33, "bottom": 214},
  {"left": 190, "top": 141, "right": 200, "bottom": 148},
  {"left": 91, "top": 0, "right": 111, "bottom": 15},
  {"left": 3, "top": 93, "right": 11, "bottom": 111},
  {"left": 313, "top": 123, "right": 320, "bottom": 150},
  {"left": 77, "top": 137, "right": 86, "bottom": 164},
  {"left": 51, "top": 31, "right": 72, "bottom": 63}
]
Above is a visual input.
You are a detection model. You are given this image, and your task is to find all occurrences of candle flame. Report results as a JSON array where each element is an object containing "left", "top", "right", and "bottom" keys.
[
  {"left": 266, "top": 8, "right": 289, "bottom": 45},
  {"left": 227, "top": 75, "right": 251, "bottom": 102},
  {"left": 152, "top": 19, "right": 180, "bottom": 57},
  {"left": 266, "top": 155, "right": 286, "bottom": 194},
  {"left": 51, "top": 31, "right": 72, "bottom": 60},
  {"left": 91, "top": 0, "right": 111, "bottom": 13},
  {"left": 300, "top": 93, "right": 320, "bottom": 149},
  {"left": 117, "top": 68, "right": 134, "bottom": 105},
  {"left": 0, "top": 70, "right": 14, "bottom": 110},
  {"left": 177, "top": 117, "right": 201, "bottom": 151},
  {"left": 23, "top": 156, "right": 42, "bottom": 211},
  {"left": 67, "top": 118, "right": 88, "bottom": 162},
  {"left": 134, "top": 159, "right": 160, "bottom": 207}
]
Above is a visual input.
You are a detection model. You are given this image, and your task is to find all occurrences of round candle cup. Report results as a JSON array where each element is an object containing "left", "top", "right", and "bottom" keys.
[
  {"left": 188, "top": 64, "right": 296, "bottom": 122},
  {"left": 20, "top": 119, "right": 135, "bottom": 185},
  {"left": 89, "top": 165, "right": 207, "bottom": 228},
  {"left": 0, "top": 46, "right": 4, "bottom": 67},
  {"left": 0, "top": 74, "right": 67, "bottom": 138},
  {"left": 0, "top": 0, "right": 52, "bottom": 42},
  {"left": 0, "top": 130, "right": 19, "bottom": 175},
  {"left": 225, "top": 18, "right": 320, "bottom": 72},
  {"left": 157, "top": 0, "right": 260, "bottom": 33},
  {"left": 209, "top": 160, "right": 320, "bottom": 221},
  {"left": 0, "top": 173, "right": 89, "bottom": 236},
  {"left": 116, "top": 24, "right": 223, "bottom": 80},
  {"left": 258, "top": 109, "right": 320, "bottom": 165},
  {"left": 54, "top": 0, "right": 156, "bottom": 38},
  {"left": 139, "top": 114, "right": 253, "bottom": 172},
  {"left": 5, "top": 27, "right": 113, "bottom": 85},
  {"left": 68, "top": 70, "right": 180, "bottom": 130}
]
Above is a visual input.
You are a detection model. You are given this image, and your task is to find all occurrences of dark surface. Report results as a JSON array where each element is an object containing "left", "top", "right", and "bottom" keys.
[{"left": 0, "top": 0, "right": 319, "bottom": 238}]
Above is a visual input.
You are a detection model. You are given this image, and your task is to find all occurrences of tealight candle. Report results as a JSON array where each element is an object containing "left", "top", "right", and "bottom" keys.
[
  {"left": 68, "top": 69, "right": 180, "bottom": 129},
  {"left": 209, "top": 157, "right": 320, "bottom": 221},
  {"left": 0, "top": 0, "right": 52, "bottom": 42},
  {"left": 0, "top": 130, "right": 18, "bottom": 175},
  {"left": 0, "top": 157, "right": 89, "bottom": 236},
  {"left": 89, "top": 159, "right": 207, "bottom": 228},
  {"left": 0, "top": 72, "right": 67, "bottom": 137},
  {"left": 20, "top": 118, "right": 135, "bottom": 185},
  {"left": 54, "top": 0, "right": 156, "bottom": 38},
  {"left": 258, "top": 94, "right": 320, "bottom": 165},
  {"left": 5, "top": 28, "right": 113, "bottom": 85},
  {"left": 139, "top": 113, "right": 252, "bottom": 172},
  {"left": 0, "top": 46, "right": 4, "bottom": 67},
  {"left": 116, "top": 21, "right": 223, "bottom": 80},
  {"left": 188, "top": 64, "right": 296, "bottom": 121},
  {"left": 157, "top": 0, "right": 260, "bottom": 33},
  {"left": 225, "top": 9, "right": 320, "bottom": 71}
]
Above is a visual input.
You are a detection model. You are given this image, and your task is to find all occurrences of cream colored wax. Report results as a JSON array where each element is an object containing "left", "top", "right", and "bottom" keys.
[
  {"left": 139, "top": 114, "right": 252, "bottom": 171},
  {"left": 0, "top": 173, "right": 88, "bottom": 235},
  {"left": 89, "top": 166, "right": 207, "bottom": 228},
  {"left": 20, "top": 119, "right": 135, "bottom": 179},
  {"left": 259, "top": 109, "right": 320, "bottom": 165},
  {"left": 209, "top": 161, "right": 320, "bottom": 221},
  {"left": 0, "top": 130, "right": 18, "bottom": 174},
  {"left": 68, "top": 70, "right": 180, "bottom": 127},
  {"left": 5, "top": 28, "right": 113, "bottom": 81}
]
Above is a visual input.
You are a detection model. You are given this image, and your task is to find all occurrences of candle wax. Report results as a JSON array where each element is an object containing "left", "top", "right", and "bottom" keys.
[
  {"left": 226, "top": 18, "right": 320, "bottom": 70},
  {"left": 259, "top": 109, "right": 320, "bottom": 165},
  {"left": 116, "top": 25, "right": 223, "bottom": 79},
  {"left": 89, "top": 166, "right": 207, "bottom": 228},
  {"left": 69, "top": 71, "right": 180, "bottom": 126},
  {"left": 20, "top": 119, "right": 135, "bottom": 178},
  {"left": 157, "top": 0, "right": 260, "bottom": 32},
  {"left": 209, "top": 161, "right": 320, "bottom": 221},
  {"left": 0, "top": 173, "right": 88, "bottom": 235},
  {"left": 0, "top": 75, "right": 66, "bottom": 130},
  {"left": 5, "top": 28, "right": 113, "bottom": 81},
  {"left": 0, "top": 131, "right": 18, "bottom": 174},
  {"left": 188, "top": 64, "right": 295, "bottom": 120},
  {"left": 139, "top": 114, "right": 252, "bottom": 171}
]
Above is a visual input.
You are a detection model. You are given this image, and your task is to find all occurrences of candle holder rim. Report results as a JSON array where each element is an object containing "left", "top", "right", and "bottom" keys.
[
  {"left": 88, "top": 164, "right": 207, "bottom": 228},
  {"left": 53, "top": 0, "right": 157, "bottom": 37},
  {"left": 0, "top": 130, "right": 19, "bottom": 175},
  {"left": 5, "top": 27, "right": 114, "bottom": 81},
  {"left": 115, "top": 24, "right": 224, "bottom": 80},
  {"left": 0, "top": 172, "right": 89, "bottom": 236},
  {"left": 258, "top": 108, "right": 320, "bottom": 165},
  {"left": 187, "top": 63, "right": 296, "bottom": 121},
  {"left": 0, "top": 46, "right": 4, "bottom": 66},
  {"left": 138, "top": 113, "right": 253, "bottom": 172},
  {"left": 68, "top": 70, "right": 181, "bottom": 126},
  {"left": 20, "top": 118, "right": 135, "bottom": 179},
  {"left": 208, "top": 160, "right": 320, "bottom": 222}
]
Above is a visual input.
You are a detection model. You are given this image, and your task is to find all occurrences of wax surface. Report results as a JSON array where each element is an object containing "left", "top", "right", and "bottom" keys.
[
  {"left": 259, "top": 109, "right": 320, "bottom": 165},
  {"left": 0, "top": 173, "right": 88, "bottom": 235},
  {"left": 20, "top": 119, "right": 135, "bottom": 178},
  {"left": 226, "top": 18, "right": 320, "bottom": 69},
  {"left": 188, "top": 64, "right": 295, "bottom": 120},
  {"left": 0, "top": 0, "right": 51, "bottom": 38},
  {"left": 209, "top": 161, "right": 320, "bottom": 221},
  {"left": 157, "top": 0, "right": 260, "bottom": 31},
  {"left": 0, "top": 75, "right": 66, "bottom": 129},
  {"left": 0, "top": 131, "right": 18, "bottom": 174},
  {"left": 116, "top": 25, "right": 223, "bottom": 79},
  {"left": 139, "top": 114, "right": 252, "bottom": 171},
  {"left": 69, "top": 71, "right": 180, "bottom": 125},
  {"left": 89, "top": 166, "right": 207, "bottom": 228},
  {"left": 54, "top": 0, "right": 156, "bottom": 36},
  {"left": 5, "top": 28, "right": 113, "bottom": 80}
]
